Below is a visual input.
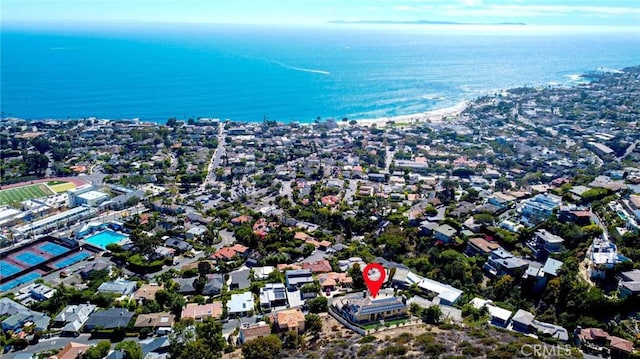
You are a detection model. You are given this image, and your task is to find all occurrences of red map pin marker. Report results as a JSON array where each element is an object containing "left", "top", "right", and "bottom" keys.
[{"left": 363, "top": 263, "right": 386, "bottom": 298}]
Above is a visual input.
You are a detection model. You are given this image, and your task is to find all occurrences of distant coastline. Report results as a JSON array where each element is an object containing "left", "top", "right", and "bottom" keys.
[{"left": 327, "top": 20, "right": 527, "bottom": 26}]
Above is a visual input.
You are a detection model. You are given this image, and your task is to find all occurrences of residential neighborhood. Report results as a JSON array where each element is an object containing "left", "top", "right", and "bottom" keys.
[{"left": 0, "top": 66, "right": 639, "bottom": 358}]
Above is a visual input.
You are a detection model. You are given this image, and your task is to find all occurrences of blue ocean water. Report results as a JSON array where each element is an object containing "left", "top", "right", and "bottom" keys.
[{"left": 1, "top": 24, "right": 639, "bottom": 123}]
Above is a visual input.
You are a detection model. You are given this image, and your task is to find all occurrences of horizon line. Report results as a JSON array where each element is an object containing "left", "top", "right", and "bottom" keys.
[{"left": 2, "top": 19, "right": 639, "bottom": 28}]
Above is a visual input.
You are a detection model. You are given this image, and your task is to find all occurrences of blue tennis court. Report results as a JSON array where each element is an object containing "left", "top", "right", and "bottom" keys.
[
  {"left": 0, "top": 261, "right": 23, "bottom": 278},
  {"left": 38, "top": 242, "right": 70, "bottom": 256},
  {"left": 0, "top": 272, "right": 41, "bottom": 292},
  {"left": 15, "top": 252, "right": 47, "bottom": 266},
  {"left": 53, "top": 252, "right": 90, "bottom": 269}
]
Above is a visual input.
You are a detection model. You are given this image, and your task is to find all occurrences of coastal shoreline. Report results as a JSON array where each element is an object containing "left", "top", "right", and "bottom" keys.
[
  {"left": 2, "top": 101, "right": 471, "bottom": 127},
  {"left": 345, "top": 101, "right": 469, "bottom": 127}
]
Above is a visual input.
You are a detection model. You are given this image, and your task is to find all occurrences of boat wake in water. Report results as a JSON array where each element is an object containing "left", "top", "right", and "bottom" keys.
[{"left": 268, "top": 59, "right": 330, "bottom": 75}]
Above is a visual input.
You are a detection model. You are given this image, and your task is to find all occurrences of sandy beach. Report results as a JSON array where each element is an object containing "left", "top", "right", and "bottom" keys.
[{"left": 341, "top": 101, "right": 469, "bottom": 128}]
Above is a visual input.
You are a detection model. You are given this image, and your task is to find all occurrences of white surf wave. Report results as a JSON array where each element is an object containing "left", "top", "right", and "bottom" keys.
[
  {"left": 565, "top": 74, "right": 583, "bottom": 81},
  {"left": 597, "top": 67, "right": 623, "bottom": 74}
]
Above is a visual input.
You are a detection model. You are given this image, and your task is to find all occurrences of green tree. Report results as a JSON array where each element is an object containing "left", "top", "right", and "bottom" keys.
[
  {"left": 348, "top": 263, "right": 365, "bottom": 291},
  {"left": 494, "top": 177, "right": 512, "bottom": 192},
  {"left": 305, "top": 313, "right": 323, "bottom": 335},
  {"left": 130, "top": 229, "right": 160, "bottom": 257},
  {"left": 491, "top": 274, "right": 515, "bottom": 302},
  {"left": 115, "top": 340, "right": 142, "bottom": 359},
  {"left": 283, "top": 330, "right": 304, "bottom": 349},
  {"left": 242, "top": 335, "right": 282, "bottom": 359},
  {"left": 23, "top": 152, "right": 49, "bottom": 176},
  {"left": 307, "top": 296, "right": 328, "bottom": 313},
  {"left": 474, "top": 213, "right": 495, "bottom": 225},
  {"left": 423, "top": 305, "right": 443, "bottom": 324},
  {"left": 31, "top": 136, "right": 50, "bottom": 154},
  {"left": 235, "top": 225, "right": 257, "bottom": 248},
  {"left": 83, "top": 340, "right": 111, "bottom": 359},
  {"left": 169, "top": 318, "right": 196, "bottom": 358},
  {"left": 195, "top": 318, "right": 226, "bottom": 354},
  {"left": 177, "top": 339, "right": 218, "bottom": 359},
  {"left": 424, "top": 205, "right": 438, "bottom": 217}
]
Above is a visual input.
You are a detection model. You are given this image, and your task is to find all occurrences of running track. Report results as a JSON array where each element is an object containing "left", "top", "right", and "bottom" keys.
[{"left": 0, "top": 177, "right": 87, "bottom": 191}]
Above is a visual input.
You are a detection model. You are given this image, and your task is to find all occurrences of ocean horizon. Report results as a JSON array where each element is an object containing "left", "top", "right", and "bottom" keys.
[{"left": 1, "top": 23, "right": 639, "bottom": 124}]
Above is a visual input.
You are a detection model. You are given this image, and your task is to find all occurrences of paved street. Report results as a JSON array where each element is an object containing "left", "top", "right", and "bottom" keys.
[{"left": 201, "top": 126, "right": 226, "bottom": 190}]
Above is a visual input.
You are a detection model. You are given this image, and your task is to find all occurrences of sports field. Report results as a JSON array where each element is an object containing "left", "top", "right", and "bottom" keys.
[
  {"left": 0, "top": 183, "right": 55, "bottom": 205},
  {"left": 49, "top": 182, "right": 76, "bottom": 193}
]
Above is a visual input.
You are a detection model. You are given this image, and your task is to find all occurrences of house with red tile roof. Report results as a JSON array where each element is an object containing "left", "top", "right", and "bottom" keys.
[
  {"left": 277, "top": 263, "right": 302, "bottom": 271},
  {"left": 49, "top": 342, "right": 90, "bottom": 359},
  {"left": 577, "top": 327, "right": 636, "bottom": 357},
  {"left": 69, "top": 165, "right": 87, "bottom": 173},
  {"left": 272, "top": 308, "right": 305, "bottom": 333},
  {"left": 239, "top": 322, "right": 271, "bottom": 344},
  {"left": 231, "top": 244, "right": 249, "bottom": 255},
  {"left": 318, "top": 272, "right": 353, "bottom": 292},
  {"left": 212, "top": 247, "right": 237, "bottom": 260},
  {"left": 231, "top": 215, "right": 251, "bottom": 226},
  {"left": 302, "top": 260, "right": 332, "bottom": 273},
  {"left": 181, "top": 302, "right": 223, "bottom": 321},
  {"left": 252, "top": 218, "right": 277, "bottom": 239},
  {"left": 321, "top": 195, "right": 339, "bottom": 207},
  {"left": 305, "top": 238, "right": 321, "bottom": 248},
  {"left": 294, "top": 232, "right": 313, "bottom": 241},
  {"left": 609, "top": 336, "right": 635, "bottom": 356},
  {"left": 211, "top": 244, "right": 249, "bottom": 261}
]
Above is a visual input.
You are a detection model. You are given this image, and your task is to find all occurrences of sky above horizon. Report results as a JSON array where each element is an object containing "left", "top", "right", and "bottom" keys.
[{"left": 2, "top": 0, "right": 640, "bottom": 27}]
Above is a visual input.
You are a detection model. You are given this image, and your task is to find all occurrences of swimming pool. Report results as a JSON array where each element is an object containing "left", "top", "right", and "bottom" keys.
[{"left": 84, "top": 230, "right": 128, "bottom": 249}]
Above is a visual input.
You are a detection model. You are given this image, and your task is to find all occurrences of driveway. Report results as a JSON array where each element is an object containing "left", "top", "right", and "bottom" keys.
[
  {"left": 303, "top": 249, "right": 327, "bottom": 264},
  {"left": 222, "top": 317, "right": 257, "bottom": 338},
  {"left": 215, "top": 230, "right": 236, "bottom": 250}
]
